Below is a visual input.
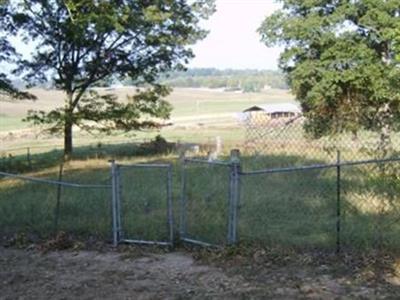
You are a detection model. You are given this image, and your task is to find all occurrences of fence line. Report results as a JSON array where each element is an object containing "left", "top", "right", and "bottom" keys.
[
  {"left": 118, "top": 163, "right": 171, "bottom": 169},
  {"left": 184, "top": 157, "right": 232, "bottom": 166},
  {"left": 180, "top": 152, "right": 400, "bottom": 252},
  {"left": 0, "top": 171, "right": 111, "bottom": 189},
  {"left": 239, "top": 156, "right": 400, "bottom": 176},
  {"left": 1, "top": 153, "right": 399, "bottom": 253}
]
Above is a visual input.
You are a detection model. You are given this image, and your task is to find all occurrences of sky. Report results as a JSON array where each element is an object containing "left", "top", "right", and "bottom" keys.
[
  {"left": 4, "top": 0, "right": 283, "bottom": 73},
  {"left": 188, "top": 0, "right": 282, "bottom": 70}
]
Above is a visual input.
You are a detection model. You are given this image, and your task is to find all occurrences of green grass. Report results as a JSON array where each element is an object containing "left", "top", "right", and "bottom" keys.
[
  {"left": 0, "top": 166, "right": 112, "bottom": 239},
  {"left": 1, "top": 86, "right": 400, "bottom": 251},
  {"left": 0, "top": 115, "right": 27, "bottom": 132},
  {"left": 0, "top": 150, "right": 399, "bottom": 252},
  {"left": 182, "top": 155, "right": 400, "bottom": 251}
]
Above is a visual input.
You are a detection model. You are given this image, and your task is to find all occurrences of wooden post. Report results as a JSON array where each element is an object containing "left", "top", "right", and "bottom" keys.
[{"left": 27, "top": 147, "right": 32, "bottom": 170}]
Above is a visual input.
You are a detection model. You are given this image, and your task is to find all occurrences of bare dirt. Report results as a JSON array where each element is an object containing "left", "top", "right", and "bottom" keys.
[{"left": 1, "top": 246, "right": 400, "bottom": 299}]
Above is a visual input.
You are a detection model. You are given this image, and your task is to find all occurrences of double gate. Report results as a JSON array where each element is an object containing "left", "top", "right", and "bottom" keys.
[{"left": 110, "top": 154, "right": 240, "bottom": 248}]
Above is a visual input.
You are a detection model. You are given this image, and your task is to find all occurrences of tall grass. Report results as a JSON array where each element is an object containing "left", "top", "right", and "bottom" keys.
[{"left": 1, "top": 149, "right": 399, "bottom": 253}]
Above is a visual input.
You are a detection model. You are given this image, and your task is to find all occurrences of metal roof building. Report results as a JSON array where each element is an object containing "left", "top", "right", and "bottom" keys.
[{"left": 243, "top": 103, "right": 302, "bottom": 114}]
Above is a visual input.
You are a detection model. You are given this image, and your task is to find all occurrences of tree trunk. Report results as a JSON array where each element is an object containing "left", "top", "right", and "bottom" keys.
[
  {"left": 64, "top": 92, "right": 74, "bottom": 159},
  {"left": 64, "top": 120, "right": 73, "bottom": 158}
]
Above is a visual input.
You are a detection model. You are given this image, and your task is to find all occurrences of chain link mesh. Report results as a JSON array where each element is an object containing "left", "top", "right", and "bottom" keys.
[
  {"left": 0, "top": 169, "right": 112, "bottom": 241},
  {"left": 0, "top": 178, "right": 57, "bottom": 238},
  {"left": 118, "top": 165, "right": 172, "bottom": 243},
  {"left": 181, "top": 160, "right": 230, "bottom": 245},
  {"left": 1, "top": 154, "right": 400, "bottom": 253},
  {"left": 239, "top": 168, "right": 337, "bottom": 249},
  {"left": 242, "top": 114, "right": 400, "bottom": 169},
  {"left": 57, "top": 186, "right": 111, "bottom": 239},
  {"left": 341, "top": 161, "right": 400, "bottom": 251}
]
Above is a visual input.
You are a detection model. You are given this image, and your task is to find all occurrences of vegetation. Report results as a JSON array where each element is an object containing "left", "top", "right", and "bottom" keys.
[
  {"left": 0, "top": 88, "right": 293, "bottom": 156},
  {"left": 259, "top": 0, "right": 400, "bottom": 154},
  {"left": 1, "top": 149, "right": 399, "bottom": 251},
  {"left": 3, "top": 0, "right": 215, "bottom": 156},
  {"left": 0, "top": 0, "right": 35, "bottom": 99},
  {"left": 153, "top": 68, "right": 288, "bottom": 92}
]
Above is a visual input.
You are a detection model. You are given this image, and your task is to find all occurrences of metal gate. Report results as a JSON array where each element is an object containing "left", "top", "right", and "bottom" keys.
[
  {"left": 111, "top": 162, "right": 173, "bottom": 246},
  {"left": 180, "top": 156, "right": 240, "bottom": 247}
]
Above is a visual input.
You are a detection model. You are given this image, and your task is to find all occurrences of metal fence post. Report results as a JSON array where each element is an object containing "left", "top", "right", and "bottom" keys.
[
  {"left": 54, "top": 163, "right": 64, "bottom": 233},
  {"left": 116, "top": 165, "right": 123, "bottom": 241},
  {"left": 167, "top": 165, "right": 174, "bottom": 245},
  {"left": 179, "top": 151, "right": 187, "bottom": 239},
  {"left": 336, "top": 150, "right": 341, "bottom": 254},
  {"left": 110, "top": 160, "right": 119, "bottom": 247},
  {"left": 228, "top": 149, "right": 241, "bottom": 245}
]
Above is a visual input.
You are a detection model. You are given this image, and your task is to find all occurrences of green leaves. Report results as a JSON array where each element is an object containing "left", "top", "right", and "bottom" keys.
[
  {"left": 4, "top": 0, "right": 214, "bottom": 154},
  {"left": 26, "top": 85, "right": 173, "bottom": 135},
  {"left": 0, "top": 0, "right": 35, "bottom": 100},
  {"left": 259, "top": 0, "right": 400, "bottom": 141}
]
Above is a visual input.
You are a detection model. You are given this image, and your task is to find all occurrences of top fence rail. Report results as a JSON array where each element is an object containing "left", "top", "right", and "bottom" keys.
[
  {"left": 240, "top": 156, "right": 400, "bottom": 176},
  {"left": 184, "top": 157, "right": 232, "bottom": 166},
  {"left": 117, "top": 163, "right": 171, "bottom": 169},
  {"left": 0, "top": 171, "right": 111, "bottom": 189}
]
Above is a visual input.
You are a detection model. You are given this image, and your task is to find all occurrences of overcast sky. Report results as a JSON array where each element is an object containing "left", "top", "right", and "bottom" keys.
[{"left": 189, "top": 0, "right": 282, "bottom": 70}]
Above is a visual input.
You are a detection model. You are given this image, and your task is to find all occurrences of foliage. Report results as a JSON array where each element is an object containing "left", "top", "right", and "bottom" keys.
[
  {"left": 140, "top": 134, "right": 174, "bottom": 154},
  {"left": 4, "top": 0, "right": 215, "bottom": 155},
  {"left": 0, "top": 0, "right": 35, "bottom": 99},
  {"left": 152, "top": 68, "right": 288, "bottom": 91},
  {"left": 259, "top": 0, "right": 400, "bottom": 143}
]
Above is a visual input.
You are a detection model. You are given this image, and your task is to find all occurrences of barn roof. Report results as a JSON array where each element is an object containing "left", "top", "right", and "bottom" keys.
[{"left": 243, "top": 103, "right": 302, "bottom": 114}]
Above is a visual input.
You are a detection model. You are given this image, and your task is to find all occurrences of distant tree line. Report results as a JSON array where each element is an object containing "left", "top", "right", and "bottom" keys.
[{"left": 123, "top": 68, "right": 288, "bottom": 91}]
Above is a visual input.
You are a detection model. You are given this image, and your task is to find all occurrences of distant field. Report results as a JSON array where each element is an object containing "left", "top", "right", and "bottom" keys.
[
  {"left": 0, "top": 115, "right": 27, "bottom": 131},
  {"left": 0, "top": 87, "right": 293, "bottom": 119},
  {"left": 0, "top": 87, "right": 294, "bottom": 152}
]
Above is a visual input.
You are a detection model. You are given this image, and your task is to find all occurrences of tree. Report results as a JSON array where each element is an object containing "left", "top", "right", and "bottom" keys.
[
  {"left": 259, "top": 0, "right": 400, "bottom": 153},
  {"left": 5, "top": 0, "right": 215, "bottom": 155},
  {"left": 0, "top": 0, "right": 35, "bottom": 99}
]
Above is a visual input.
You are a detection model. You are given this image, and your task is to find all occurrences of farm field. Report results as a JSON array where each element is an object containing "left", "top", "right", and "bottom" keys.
[{"left": 0, "top": 87, "right": 294, "bottom": 154}]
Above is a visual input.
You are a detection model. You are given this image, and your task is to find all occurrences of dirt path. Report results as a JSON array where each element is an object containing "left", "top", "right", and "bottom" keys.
[
  {"left": 1, "top": 247, "right": 400, "bottom": 299},
  {"left": 0, "top": 247, "right": 254, "bottom": 299}
]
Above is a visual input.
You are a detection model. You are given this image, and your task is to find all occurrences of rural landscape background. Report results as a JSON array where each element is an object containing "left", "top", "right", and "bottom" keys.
[{"left": 1, "top": 69, "right": 292, "bottom": 157}]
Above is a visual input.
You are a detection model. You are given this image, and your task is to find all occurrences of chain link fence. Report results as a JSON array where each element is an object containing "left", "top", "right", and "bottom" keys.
[
  {"left": 238, "top": 166, "right": 337, "bottom": 250},
  {"left": 113, "top": 162, "right": 173, "bottom": 246},
  {"left": 240, "top": 156, "right": 400, "bottom": 252},
  {"left": 179, "top": 153, "right": 400, "bottom": 253},
  {"left": 341, "top": 160, "right": 400, "bottom": 251},
  {"left": 242, "top": 114, "right": 400, "bottom": 169},
  {"left": 1, "top": 149, "right": 399, "bottom": 254},
  {"left": 0, "top": 170, "right": 112, "bottom": 241},
  {"left": 180, "top": 158, "right": 235, "bottom": 246}
]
